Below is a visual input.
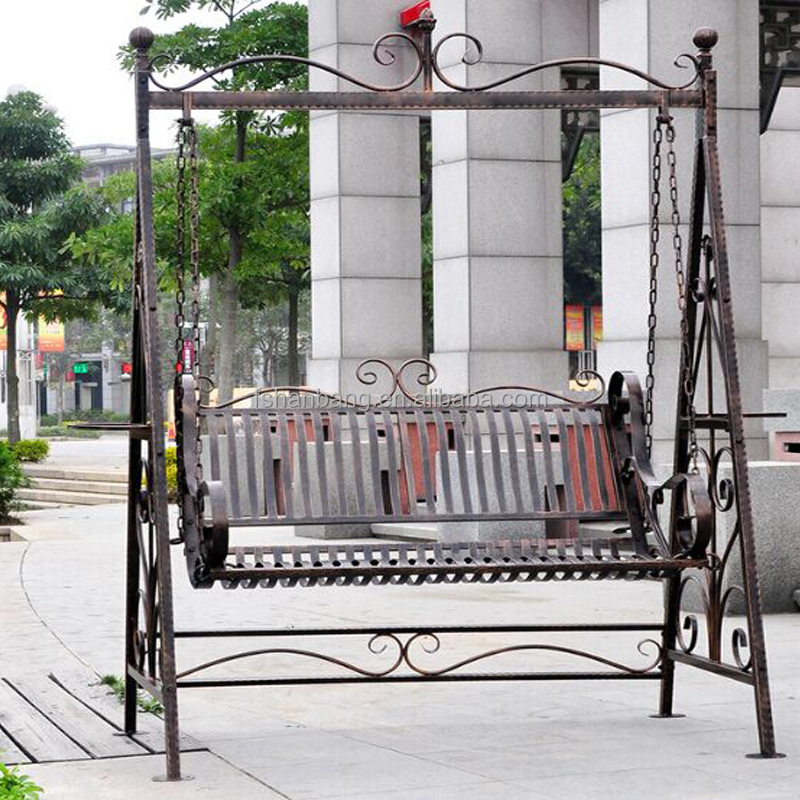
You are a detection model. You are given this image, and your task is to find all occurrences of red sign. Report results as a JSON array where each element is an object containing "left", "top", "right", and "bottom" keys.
[
  {"left": 400, "top": 1, "right": 431, "bottom": 27},
  {"left": 565, "top": 305, "right": 586, "bottom": 352},
  {"left": 591, "top": 306, "right": 603, "bottom": 349},
  {"left": 181, "top": 340, "right": 195, "bottom": 374},
  {"left": 122, "top": 362, "right": 132, "bottom": 375}
]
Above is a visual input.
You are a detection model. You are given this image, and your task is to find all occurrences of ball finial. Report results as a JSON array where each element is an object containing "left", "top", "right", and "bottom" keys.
[
  {"left": 693, "top": 27, "right": 718, "bottom": 51},
  {"left": 129, "top": 27, "right": 155, "bottom": 51}
]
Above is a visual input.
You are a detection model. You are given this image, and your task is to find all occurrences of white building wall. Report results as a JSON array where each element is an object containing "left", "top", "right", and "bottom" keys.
[
  {"left": 598, "top": 0, "right": 768, "bottom": 463},
  {"left": 762, "top": 86, "right": 800, "bottom": 389}
]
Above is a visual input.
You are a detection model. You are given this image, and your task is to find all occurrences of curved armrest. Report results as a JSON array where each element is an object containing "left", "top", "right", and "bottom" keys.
[
  {"left": 199, "top": 480, "right": 229, "bottom": 570},
  {"left": 608, "top": 371, "right": 713, "bottom": 560}
]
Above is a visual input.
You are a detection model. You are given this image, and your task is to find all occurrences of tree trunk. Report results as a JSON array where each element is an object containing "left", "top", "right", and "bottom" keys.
[
  {"left": 287, "top": 284, "right": 300, "bottom": 386},
  {"left": 215, "top": 114, "right": 248, "bottom": 404},
  {"left": 6, "top": 291, "right": 21, "bottom": 443}
]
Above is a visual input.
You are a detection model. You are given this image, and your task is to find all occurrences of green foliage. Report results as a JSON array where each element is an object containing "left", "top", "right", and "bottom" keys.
[
  {"left": 165, "top": 446, "right": 178, "bottom": 503},
  {"left": 99, "top": 675, "right": 164, "bottom": 715},
  {"left": 10, "top": 440, "right": 49, "bottom": 463},
  {"left": 40, "top": 410, "right": 129, "bottom": 427},
  {"left": 135, "top": 2, "right": 308, "bottom": 95},
  {"left": 37, "top": 426, "right": 101, "bottom": 440},
  {"left": 0, "top": 442, "right": 27, "bottom": 521},
  {"left": 0, "top": 761, "right": 42, "bottom": 800},
  {"left": 0, "top": 92, "right": 110, "bottom": 310},
  {"left": 563, "top": 134, "right": 601, "bottom": 306}
]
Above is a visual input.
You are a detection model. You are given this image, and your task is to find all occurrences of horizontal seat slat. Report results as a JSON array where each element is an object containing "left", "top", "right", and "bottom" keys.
[{"left": 210, "top": 538, "right": 704, "bottom": 589}]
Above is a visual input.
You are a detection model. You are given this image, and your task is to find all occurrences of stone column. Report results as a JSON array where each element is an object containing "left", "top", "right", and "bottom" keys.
[
  {"left": 308, "top": 1, "right": 422, "bottom": 398},
  {"left": 598, "top": 0, "right": 768, "bottom": 464},
  {"left": 430, "top": 1, "right": 595, "bottom": 394},
  {"left": 762, "top": 87, "right": 800, "bottom": 389}
]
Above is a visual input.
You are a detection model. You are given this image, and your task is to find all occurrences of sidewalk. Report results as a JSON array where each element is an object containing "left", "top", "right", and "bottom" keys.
[{"left": 2, "top": 495, "right": 800, "bottom": 798}]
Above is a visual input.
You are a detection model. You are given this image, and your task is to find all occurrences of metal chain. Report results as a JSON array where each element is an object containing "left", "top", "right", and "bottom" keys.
[
  {"left": 645, "top": 120, "right": 663, "bottom": 454},
  {"left": 173, "top": 120, "right": 190, "bottom": 546},
  {"left": 665, "top": 119, "right": 699, "bottom": 470},
  {"left": 186, "top": 121, "right": 205, "bottom": 496},
  {"left": 174, "top": 123, "right": 188, "bottom": 380}
]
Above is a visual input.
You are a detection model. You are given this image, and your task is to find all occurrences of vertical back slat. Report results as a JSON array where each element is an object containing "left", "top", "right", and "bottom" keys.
[
  {"left": 258, "top": 411, "right": 278, "bottom": 518},
  {"left": 398, "top": 412, "right": 420, "bottom": 514},
  {"left": 312, "top": 412, "right": 331, "bottom": 517},
  {"left": 278, "top": 414, "right": 295, "bottom": 519},
  {"left": 555, "top": 408, "right": 576, "bottom": 512},
  {"left": 588, "top": 408, "right": 612, "bottom": 510},
  {"left": 501, "top": 408, "right": 524, "bottom": 513},
  {"left": 449, "top": 410, "right": 473, "bottom": 515},
  {"left": 330, "top": 411, "right": 348, "bottom": 515},
  {"left": 208, "top": 412, "right": 221, "bottom": 482},
  {"left": 242, "top": 411, "right": 260, "bottom": 518},
  {"left": 467, "top": 410, "right": 490, "bottom": 513},
  {"left": 295, "top": 412, "right": 314, "bottom": 518},
  {"left": 224, "top": 412, "right": 242, "bottom": 519},
  {"left": 433, "top": 409, "right": 454, "bottom": 513},
  {"left": 381, "top": 410, "right": 403, "bottom": 516},
  {"left": 347, "top": 410, "right": 367, "bottom": 515},
  {"left": 517, "top": 407, "right": 541, "bottom": 511},
  {"left": 365, "top": 410, "right": 384, "bottom": 515},
  {"left": 537, "top": 410, "right": 558, "bottom": 511},
  {"left": 571, "top": 407, "right": 592, "bottom": 512},
  {"left": 414, "top": 409, "right": 436, "bottom": 514},
  {"left": 485, "top": 409, "right": 507, "bottom": 513}
]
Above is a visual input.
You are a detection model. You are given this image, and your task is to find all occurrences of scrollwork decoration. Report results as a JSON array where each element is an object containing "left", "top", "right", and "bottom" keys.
[
  {"left": 176, "top": 632, "right": 663, "bottom": 681},
  {"left": 147, "top": 29, "right": 700, "bottom": 96}
]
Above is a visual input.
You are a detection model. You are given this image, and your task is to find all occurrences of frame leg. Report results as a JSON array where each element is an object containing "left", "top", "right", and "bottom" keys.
[{"left": 654, "top": 575, "right": 683, "bottom": 719}]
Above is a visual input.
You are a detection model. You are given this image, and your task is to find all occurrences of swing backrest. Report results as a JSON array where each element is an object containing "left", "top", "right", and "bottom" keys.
[{"left": 182, "top": 397, "right": 624, "bottom": 527}]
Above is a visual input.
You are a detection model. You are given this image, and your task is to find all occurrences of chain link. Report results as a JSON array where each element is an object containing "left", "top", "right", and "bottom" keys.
[
  {"left": 665, "top": 120, "right": 699, "bottom": 470},
  {"left": 173, "top": 121, "right": 189, "bottom": 545},
  {"left": 186, "top": 122, "right": 205, "bottom": 496},
  {"left": 644, "top": 121, "right": 663, "bottom": 454}
]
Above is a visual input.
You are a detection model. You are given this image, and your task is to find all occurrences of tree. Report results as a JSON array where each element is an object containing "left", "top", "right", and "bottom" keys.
[
  {"left": 72, "top": 107, "right": 311, "bottom": 389},
  {"left": 0, "top": 91, "right": 108, "bottom": 441},
  {"left": 135, "top": 0, "right": 308, "bottom": 400},
  {"left": 563, "top": 134, "right": 602, "bottom": 306}
]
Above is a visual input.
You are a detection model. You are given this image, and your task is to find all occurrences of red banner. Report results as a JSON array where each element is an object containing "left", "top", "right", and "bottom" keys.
[
  {"left": 592, "top": 306, "right": 603, "bottom": 349},
  {"left": 565, "top": 305, "right": 585, "bottom": 352}
]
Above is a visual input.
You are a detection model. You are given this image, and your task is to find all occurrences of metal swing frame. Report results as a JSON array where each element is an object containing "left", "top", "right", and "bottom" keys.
[{"left": 122, "top": 20, "right": 780, "bottom": 781}]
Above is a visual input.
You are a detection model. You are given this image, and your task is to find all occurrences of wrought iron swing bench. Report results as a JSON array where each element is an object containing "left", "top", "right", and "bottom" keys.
[
  {"left": 122, "top": 19, "right": 781, "bottom": 781},
  {"left": 179, "top": 368, "right": 709, "bottom": 590}
]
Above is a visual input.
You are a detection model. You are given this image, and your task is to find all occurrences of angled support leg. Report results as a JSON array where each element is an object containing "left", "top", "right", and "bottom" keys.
[
  {"left": 704, "top": 134, "right": 781, "bottom": 759},
  {"left": 131, "top": 28, "right": 184, "bottom": 780}
]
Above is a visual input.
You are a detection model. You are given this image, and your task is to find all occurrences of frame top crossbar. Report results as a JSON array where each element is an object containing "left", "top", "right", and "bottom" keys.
[
  {"left": 147, "top": 89, "right": 705, "bottom": 113},
  {"left": 130, "top": 24, "right": 718, "bottom": 116}
]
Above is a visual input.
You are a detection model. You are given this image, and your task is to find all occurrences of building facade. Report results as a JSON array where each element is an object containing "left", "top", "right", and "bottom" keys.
[{"left": 308, "top": 0, "right": 800, "bottom": 464}]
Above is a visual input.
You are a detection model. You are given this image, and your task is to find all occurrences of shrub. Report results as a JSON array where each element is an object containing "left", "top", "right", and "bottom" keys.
[
  {"left": 10, "top": 439, "right": 49, "bottom": 463},
  {"left": 38, "top": 426, "right": 101, "bottom": 440},
  {"left": 165, "top": 446, "right": 178, "bottom": 503},
  {"left": 0, "top": 761, "right": 42, "bottom": 799},
  {"left": 0, "top": 443, "right": 27, "bottom": 522},
  {"left": 40, "top": 410, "right": 130, "bottom": 427}
]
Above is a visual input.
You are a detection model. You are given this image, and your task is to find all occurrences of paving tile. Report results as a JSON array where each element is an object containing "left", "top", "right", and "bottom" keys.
[
  {"left": 22, "top": 752, "right": 283, "bottom": 799},
  {"left": 248, "top": 749, "right": 483, "bottom": 799},
  {"left": 511, "top": 765, "right": 788, "bottom": 800}
]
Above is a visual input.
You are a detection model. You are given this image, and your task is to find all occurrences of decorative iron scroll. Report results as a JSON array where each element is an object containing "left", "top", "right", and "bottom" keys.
[
  {"left": 148, "top": 29, "right": 701, "bottom": 95},
  {"left": 203, "top": 357, "right": 606, "bottom": 411},
  {"left": 131, "top": 455, "right": 163, "bottom": 683},
  {"left": 176, "top": 632, "right": 663, "bottom": 681}
]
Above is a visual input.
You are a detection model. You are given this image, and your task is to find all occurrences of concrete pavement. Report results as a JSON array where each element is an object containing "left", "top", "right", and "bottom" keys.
[{"left": 1, "top": 451, "right": 799, "bottom": 798}]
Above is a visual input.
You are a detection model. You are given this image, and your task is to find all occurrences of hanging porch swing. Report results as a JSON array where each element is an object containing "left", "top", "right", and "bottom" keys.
[{"left": 116, "top": 20, "right": 781, "bottom": 780}]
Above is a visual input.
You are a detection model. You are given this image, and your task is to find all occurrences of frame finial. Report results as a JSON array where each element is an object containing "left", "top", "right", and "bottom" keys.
[
  {"left": 130, "top": 26, "right": 155, "bottom": 52},
  {"left": 693, "top": 27, "right": 718, "bottom": 52}
]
